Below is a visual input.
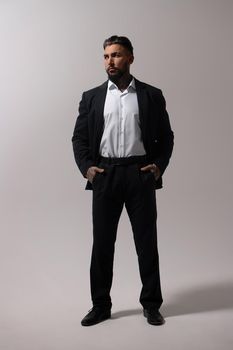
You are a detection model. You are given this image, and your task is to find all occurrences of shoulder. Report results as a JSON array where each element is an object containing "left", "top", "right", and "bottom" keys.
[
  {"left": 134, "top": 78, "right": 163, "bottom": 95},
  {"left": 82, "top": 81, "right": 108, "bottom": 98},
  {"left": 134, "top": 78, "right": 166, "bottom": 106}
]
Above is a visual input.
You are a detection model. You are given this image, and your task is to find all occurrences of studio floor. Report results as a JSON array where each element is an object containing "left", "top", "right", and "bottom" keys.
[{"left": 1, "top": 276, "right": 233, "bottom": 350}]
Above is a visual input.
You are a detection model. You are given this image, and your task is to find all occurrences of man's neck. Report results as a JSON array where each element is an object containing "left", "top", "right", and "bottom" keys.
[{"left": 110, "top": 73, "right": 133, "bottom": 92}]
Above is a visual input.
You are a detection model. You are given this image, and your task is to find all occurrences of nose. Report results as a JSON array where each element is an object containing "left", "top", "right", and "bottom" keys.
[{"left": 108, "top": 56, "right": 114, "bottom": 66}]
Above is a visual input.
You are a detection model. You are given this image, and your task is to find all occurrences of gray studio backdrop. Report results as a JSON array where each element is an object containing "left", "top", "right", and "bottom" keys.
[{"left": 0, "top": 1, "right": 233, "bottom": 349}]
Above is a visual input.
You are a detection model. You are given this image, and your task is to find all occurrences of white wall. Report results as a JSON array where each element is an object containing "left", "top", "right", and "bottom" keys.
[{"left": 0, "top": 1, "right": 233, "bottom": 349}]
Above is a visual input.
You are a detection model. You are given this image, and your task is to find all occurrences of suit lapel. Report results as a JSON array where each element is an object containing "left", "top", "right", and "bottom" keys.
[
  {"left": 135, "top": 78, "right": 148, "bottom": 142},
  {"left": 94, "top": 81, "right": 108, "bottom": 143}
]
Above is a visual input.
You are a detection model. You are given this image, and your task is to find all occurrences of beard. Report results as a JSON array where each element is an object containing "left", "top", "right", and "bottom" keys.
[
  {"left": 107, "top": 68, "right": 124, "bottom": 83},
  {"left": 106, "top": 61, "right": 129, "bottom": 84}
]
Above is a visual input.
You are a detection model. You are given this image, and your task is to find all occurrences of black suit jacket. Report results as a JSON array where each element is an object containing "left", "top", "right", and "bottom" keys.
[{"left": 72, "top": 78, "right": 174, "bottom": 190}]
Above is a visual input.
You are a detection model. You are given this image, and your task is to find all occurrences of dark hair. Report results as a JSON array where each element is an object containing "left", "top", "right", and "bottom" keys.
[{"left": 103, "top": 35, "right": 134, "bottom": 55}]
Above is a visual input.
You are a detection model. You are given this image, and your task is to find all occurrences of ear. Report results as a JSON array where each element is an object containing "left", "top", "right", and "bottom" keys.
[{"left": 129, "top": 55, "right": 134, "bottom": 64}]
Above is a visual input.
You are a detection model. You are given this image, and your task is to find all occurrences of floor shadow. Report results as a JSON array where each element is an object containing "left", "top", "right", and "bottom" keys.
[
  {"left": 111, "top": 280, "right": 233, "bottom": 319},
  {"left": 162, "top": 280, "right": 233, "bottom": 317},
  {"left": 111, "top": 308, "right": 142, "bottom": 319}
]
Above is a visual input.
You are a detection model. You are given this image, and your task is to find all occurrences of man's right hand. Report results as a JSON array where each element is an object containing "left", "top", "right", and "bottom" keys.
[{"left": 86, "top": 166, "right": 105, "bottom": 184}]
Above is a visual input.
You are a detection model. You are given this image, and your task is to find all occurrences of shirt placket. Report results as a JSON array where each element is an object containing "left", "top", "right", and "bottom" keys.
[{"left": 118, "top": 91, "right": 127, "bottom": 157}]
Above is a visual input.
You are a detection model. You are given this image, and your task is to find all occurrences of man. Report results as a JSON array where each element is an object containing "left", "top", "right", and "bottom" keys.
[{"left": 72, "top": 35, "right": 174, "bottom": 326}]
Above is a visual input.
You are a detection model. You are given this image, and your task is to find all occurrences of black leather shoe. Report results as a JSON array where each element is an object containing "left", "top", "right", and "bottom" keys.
[
  {"left": 143, "top": 309, "right": 165, "bottom": 325},
  {"left": 81, "top": 307, "right": 111, "bottom": 326}
]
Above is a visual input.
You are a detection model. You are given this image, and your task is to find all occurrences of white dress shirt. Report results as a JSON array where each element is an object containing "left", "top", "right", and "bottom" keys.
[{"left": 99, "top": 78, "right": 146, "bottom": 158}]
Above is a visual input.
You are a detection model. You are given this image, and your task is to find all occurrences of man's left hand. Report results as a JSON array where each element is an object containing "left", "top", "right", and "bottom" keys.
[{"left": 140, "top": 164, "right": 161, "bottom": 180}]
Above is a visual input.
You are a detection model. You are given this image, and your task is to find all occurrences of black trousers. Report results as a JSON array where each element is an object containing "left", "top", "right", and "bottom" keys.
[{"left": 90, "top": 156, "right": 163, "bottom": 310}]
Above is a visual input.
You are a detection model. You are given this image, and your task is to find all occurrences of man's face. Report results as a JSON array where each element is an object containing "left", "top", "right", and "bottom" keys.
[{"left": 104, "top": 44, "right": 134, "bottom": 81}]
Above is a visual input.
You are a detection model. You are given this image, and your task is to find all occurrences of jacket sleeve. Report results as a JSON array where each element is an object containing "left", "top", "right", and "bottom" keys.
[
  {"left": 72, "top": 92, "right": 94, "bottom": 177},
  {"left": 153, "top": 90, "right": 174, "bottom": 175}
]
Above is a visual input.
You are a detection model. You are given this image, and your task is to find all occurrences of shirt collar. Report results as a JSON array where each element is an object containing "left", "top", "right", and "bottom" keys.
[{"left": 108, "top": 77, "right": 136, "bottom": 92}]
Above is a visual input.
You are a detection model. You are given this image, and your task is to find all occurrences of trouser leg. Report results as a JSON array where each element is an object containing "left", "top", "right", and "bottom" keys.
[
  {"left": 125, "top": 164, "right": 163, "bottom": 310},
  {"left": 90, "top": 165, "right": 124, "bottom": 309}
]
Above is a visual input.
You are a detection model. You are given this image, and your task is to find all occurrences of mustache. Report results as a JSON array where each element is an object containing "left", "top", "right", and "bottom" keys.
[{"left": 107, "top": 67, "right": 119, "bottom": 72}]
